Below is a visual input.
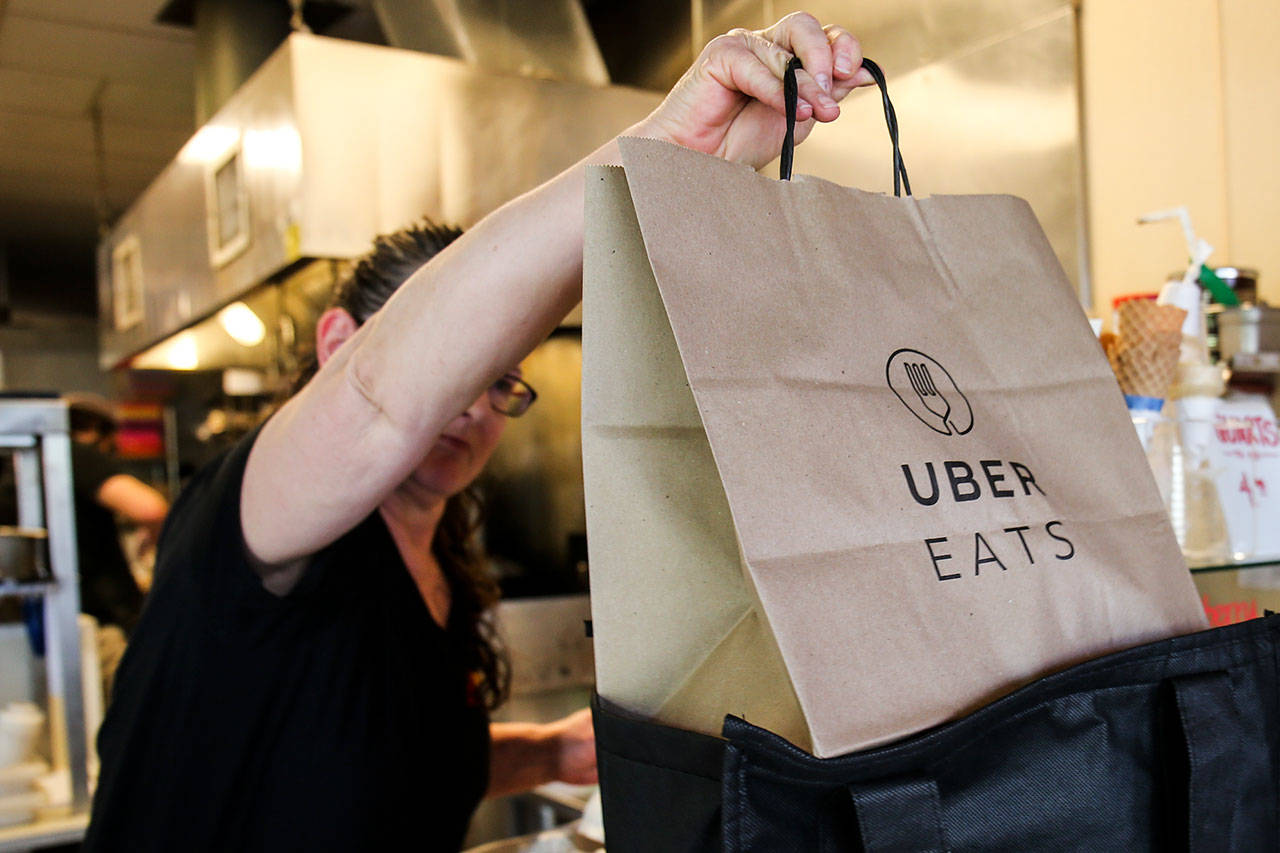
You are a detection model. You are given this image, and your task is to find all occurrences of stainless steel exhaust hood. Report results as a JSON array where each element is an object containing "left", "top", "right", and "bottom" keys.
[
  {"left": 97, "top": 32, "right": 660, "bottom": 369},
  {"left": 371, "top": 0, "right": 610, "bottom": 85}
]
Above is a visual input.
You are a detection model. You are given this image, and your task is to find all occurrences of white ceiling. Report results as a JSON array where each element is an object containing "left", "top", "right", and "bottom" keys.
[{"left": 0, "top": 0, "right": 194, "bottom": 256}]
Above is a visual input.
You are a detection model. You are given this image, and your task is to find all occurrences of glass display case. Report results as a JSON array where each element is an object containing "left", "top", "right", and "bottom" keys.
[{"left": 1191, "top": 558, "right": 1280, "bottom": 627}]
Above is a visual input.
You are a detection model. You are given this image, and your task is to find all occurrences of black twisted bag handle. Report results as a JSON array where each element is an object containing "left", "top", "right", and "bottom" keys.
[{"left": 780, "top": 55, "right": 911, "bottom": 197}]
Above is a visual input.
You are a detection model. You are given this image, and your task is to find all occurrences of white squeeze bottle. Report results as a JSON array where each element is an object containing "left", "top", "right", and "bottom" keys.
[
  {"left": 1169, "top": 378, "right": 1230, "bottom": 566},
  {"left": 1141, "top": 206, "right": 1213, "bottom": 365},
  {"left": 1138, "top": 206, "right": 1231, "bottom": 565},
  {"left": 1166, "top": 297, "right": 1230, "bottom": 567}
]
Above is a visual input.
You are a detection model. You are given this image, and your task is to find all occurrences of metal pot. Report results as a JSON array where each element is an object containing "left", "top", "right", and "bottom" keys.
[
  {"left": 1214, "top": 267, "right": 1259, "bottom": 305},
  {"left": 1209, "top": 305, "right": 1280, "bottom": 366}
]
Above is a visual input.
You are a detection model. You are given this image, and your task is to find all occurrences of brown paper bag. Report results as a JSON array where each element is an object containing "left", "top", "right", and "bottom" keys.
[{"left": 582, "top": 135, "right": 1207, "bottom": 758}]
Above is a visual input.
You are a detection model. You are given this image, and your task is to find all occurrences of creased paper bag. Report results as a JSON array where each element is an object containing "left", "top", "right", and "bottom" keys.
[{"left": 582, "top": 136, "right": 1207, "bottom": 757}]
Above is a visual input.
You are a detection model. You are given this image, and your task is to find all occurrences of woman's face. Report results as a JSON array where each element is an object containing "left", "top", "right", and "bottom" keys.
[{"left": 409, "top": 384, "right": 508, "bottom": 499}]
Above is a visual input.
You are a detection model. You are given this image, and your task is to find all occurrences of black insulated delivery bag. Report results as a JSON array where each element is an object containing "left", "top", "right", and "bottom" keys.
[{"left": 593, "top": 612, "right": 1280, "bottom": 852}]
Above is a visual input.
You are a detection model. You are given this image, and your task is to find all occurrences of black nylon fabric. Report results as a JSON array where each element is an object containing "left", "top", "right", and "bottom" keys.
[
  {"left": 848, "top": 778, "right": 945, "bottom": 852},
  {"left": 594, "top": 615, "right": 1280, "bottom": 852},
  {"left": 593, "top": 694, "right": 726, "bottom": 852}
]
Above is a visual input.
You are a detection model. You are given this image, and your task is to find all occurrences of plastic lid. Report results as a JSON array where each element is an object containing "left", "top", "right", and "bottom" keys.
[
  {"left": 1112, "top": 293, "right": 1159, "bottom": 309},
  {"left": 1214, "top": 266, "right": 1258, "bottom": 281}
]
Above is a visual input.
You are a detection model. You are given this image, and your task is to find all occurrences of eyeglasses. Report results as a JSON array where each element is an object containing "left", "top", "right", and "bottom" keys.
[{"left": 488, "top": 374, "right": 537, "bottom": 417}]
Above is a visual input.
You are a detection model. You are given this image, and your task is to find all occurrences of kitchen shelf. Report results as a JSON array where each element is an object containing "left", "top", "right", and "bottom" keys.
[
  {"left": 0, "top": 579, "right": 57, "bottom": 599},
  {"left": 0, "top": 398, "right": 93, "bottom": 838},
  {"left": 0, "top": 811, "right": 89, "bottom": 853}
]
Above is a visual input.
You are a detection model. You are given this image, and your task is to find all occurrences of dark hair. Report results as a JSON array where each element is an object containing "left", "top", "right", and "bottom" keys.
[
  {"left": 333, "top": 221, "right": 464, "bottom": 325},
  {"left": 291, "top": 219, "right": 510, "bottom": 711},
  {"left": 67, "top": 396, "right": 117, "bottom": 441}
]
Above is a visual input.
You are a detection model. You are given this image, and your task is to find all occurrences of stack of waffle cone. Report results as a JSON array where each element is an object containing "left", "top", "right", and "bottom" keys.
[{"left": 1100, "top": 299, "right": 1186, "bottom": 400}]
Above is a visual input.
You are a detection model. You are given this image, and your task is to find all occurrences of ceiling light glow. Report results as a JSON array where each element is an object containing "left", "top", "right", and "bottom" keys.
[
  {"left": 179, "top": 125, "right": 239, "bottom": 165},
  {"left": 162, "top": 331, "right": 200, "bottom": 370},
  {"left": 217, "top": 301, "right": 267, "bottom": 347}
]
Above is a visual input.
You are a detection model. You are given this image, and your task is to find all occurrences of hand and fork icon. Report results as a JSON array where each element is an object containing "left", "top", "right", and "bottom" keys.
[{"left": 904, "top": 362, "right": 954, "bottom": 434}]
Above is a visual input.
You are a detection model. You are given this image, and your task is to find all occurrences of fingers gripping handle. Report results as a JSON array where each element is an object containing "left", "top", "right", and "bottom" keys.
[
  {"left": 779, "top": 56, "right": 912, "bottom": 197},
  {"left": 780, "top": 55, "right": 801, "bottom": 184}
]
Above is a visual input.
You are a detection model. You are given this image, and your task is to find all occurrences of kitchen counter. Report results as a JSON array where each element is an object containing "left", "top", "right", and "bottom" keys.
[
  {"left": 1190, "top": 556, "right": 1280, "bottom": 625},
  {"left": 0, "top": 811, "right": 88, "bottom": 853}
]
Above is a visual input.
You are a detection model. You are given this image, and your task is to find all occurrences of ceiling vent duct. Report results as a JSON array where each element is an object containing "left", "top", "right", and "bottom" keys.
[
  {"left": 370, "top": 0, "right": 610, "bottom": 85},
  {"left": 159, "top": 0, "right": 355, "bottom": 124}
]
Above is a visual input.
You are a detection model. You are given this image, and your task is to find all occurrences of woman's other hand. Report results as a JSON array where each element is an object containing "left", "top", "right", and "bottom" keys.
[
  {"left": 547, "top": 707, "right": 597, "bottom": 785},
  {"left": 639, "top": 12, "right": 874, "bottom": 169},
  {"left": 487, "top": 708, "right": 597, "bottom": 797}
]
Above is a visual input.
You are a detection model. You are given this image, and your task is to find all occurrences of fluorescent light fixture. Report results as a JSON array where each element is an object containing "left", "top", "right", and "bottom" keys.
[
  {"left": 179, "top": 125, "right": 239, "bottom": 165},
  {"left": 243, "top": 126, "right": 303, "bottom": 173},
  {"left": 162, "top": 331, "right": 200, "bottom": 370},
  {"left": 217, "top": 302, "right": 266, "bottom": 347}
]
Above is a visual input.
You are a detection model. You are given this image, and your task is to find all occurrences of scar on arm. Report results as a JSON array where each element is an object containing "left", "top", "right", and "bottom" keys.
[{"left": 342, "top": 340, "right": 400, "bottom": 433}]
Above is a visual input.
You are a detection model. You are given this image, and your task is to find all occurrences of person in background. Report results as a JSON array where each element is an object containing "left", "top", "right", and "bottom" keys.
[
  {"left": 85, "top": 12, "right": 870, "bottom": 851},
  {"left": 64, "top": 395, "right": 169, "bottom": 695}
]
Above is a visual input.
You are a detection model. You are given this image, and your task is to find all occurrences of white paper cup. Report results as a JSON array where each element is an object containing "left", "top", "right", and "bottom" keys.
[{"left": 0, "top": 704, "right": 45, "bottom": 768}]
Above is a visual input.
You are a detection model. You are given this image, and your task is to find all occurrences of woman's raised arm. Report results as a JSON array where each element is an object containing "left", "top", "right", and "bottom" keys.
[{"left": 241, "top": 13, "right": 872, "bottom": 567}]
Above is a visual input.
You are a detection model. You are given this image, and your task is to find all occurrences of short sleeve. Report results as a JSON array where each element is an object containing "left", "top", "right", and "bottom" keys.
[
  {"left": 150, "top": 425, "right": 286, "bottom": 616},
  {"left": 152, "top": 421, "right": 355, "bottom": 630}
]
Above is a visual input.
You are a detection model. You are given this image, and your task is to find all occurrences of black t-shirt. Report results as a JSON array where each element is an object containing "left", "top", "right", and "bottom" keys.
[
  {"left": 70, "top": 442, "right": 145, "bottom": 633},
  {"left": 84, "top": 429, "right": 491, "bottom": 852}
]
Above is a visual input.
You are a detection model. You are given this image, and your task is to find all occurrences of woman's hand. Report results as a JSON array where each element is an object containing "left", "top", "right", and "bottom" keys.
[
  {"left": 546, "top": 707, "right": 597, "bottom": 785},
  {"left": 639, "top": 12, "right": 874, "bottom": 169},
  {"left": 486, "top": 709, "right": 597, "bottom": 797}
]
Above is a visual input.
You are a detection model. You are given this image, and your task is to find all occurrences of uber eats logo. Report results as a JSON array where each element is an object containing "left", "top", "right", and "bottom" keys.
[
  {"left": 884, "top": 348, "right": 1075, "bottom": 582},
  {"left": 886, "top": 348, "right": 973, "bottom": 436}
]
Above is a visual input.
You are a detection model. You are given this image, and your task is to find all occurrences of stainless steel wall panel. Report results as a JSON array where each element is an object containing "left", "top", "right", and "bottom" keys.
[
  {"left": 774, "top": 7, "right": 1085, "bottom": 293},
  {"left": 769, "top": 0, "right": 1072, "bottom": 77},
  {"left": 588, "top": 0, "right": 1086, "bottom": 296},
  {"left": 428, "top": 62, "right": 659, "bottom": 227}
]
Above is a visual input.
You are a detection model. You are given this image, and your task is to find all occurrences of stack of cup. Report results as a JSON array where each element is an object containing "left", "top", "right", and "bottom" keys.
[
  {"left": 0, "top": 702, "right": 47, "bottom": 827},
  {"left": 1100, "top": 299, "right": 1186, "bottom": 448}
]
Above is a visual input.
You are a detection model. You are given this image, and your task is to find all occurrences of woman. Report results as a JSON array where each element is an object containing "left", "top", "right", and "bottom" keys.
[{"left": 85, "top": 12, "right": 871, "bottom": 851}]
